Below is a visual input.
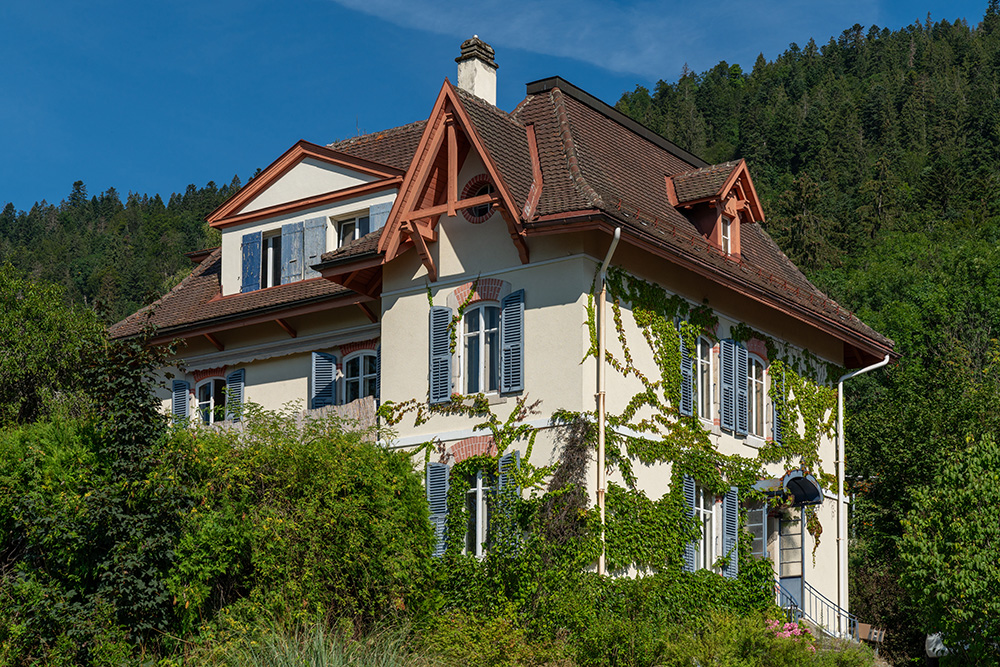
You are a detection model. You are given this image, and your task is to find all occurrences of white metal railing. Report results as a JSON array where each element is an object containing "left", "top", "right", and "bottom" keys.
[{"left": 775, "top": 579, "right": 858, "bottom": 640}]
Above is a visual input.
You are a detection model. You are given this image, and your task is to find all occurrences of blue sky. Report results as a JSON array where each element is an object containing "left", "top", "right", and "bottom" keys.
[{"left": 0, "top": 0, "right": 991, "bottom": 210}]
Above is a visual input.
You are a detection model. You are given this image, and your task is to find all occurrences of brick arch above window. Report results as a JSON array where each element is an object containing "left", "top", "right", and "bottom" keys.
[
  {"left": 339, "top": 337, "right": 380, "bottom": 357},
  {"left": 446, "top": 278, "right": 510, "bottom": 309},
  {"left": 449, "top": 435, "right": 497, "bottom": 464},
  {"left": 746, "top": 337, "right": 768, "bottom": 361},
  {"left": 193, "top": 367, "right": 227, "bottom": 383}
]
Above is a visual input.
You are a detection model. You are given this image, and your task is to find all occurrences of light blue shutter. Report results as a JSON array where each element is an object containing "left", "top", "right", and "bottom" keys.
[
  {"left": 375, "top": 343, "right": 381, "bottom": 404},
  {"left": 679, "top": 328, "right": 694, "bottom": 416},
  {"left": 773, "top": 367, "right": 785, "bottom": 444},
  {"left": 241, "top": 232, "right": 261, "bottom": 293},
  {"left": 426, "top": 462, "right": 450, "bottom": 557},
  {"left": 683, "top": 473, "right": 697, "bottom": 572},
  {"left": 498, "top": 450, "right": 521, "bottom": 495},
  {"left": 172, "top": 380, "right": 189, "bottom": 424},
  {"left": 722, "top": 486, "right": 739, "bottom": 580},
  {"left": 311, "top": 352, "right": 337, "bottom": 409},
  {"left": 303, "top": 217, "right": 326, "bottom": 279},
  {"left": 736, "top": 344, "right": 749, "bottom": 435},
  {"left": 358, "top": 215, "right": 371, "bottom": 237},
  {"left": 280, "top": 221, "right": 304, "bottom": 284},
  {"left": 225, "top": 369, "right": 245, "bottom": 422},
  {"left": 720, "top": 340, "right": 736, "bottom": 431},
  {"left": 369, "top": 201, "right": 392, "bottom": 232},
  {"left": 429, "top": 306, "right": 452, "bottom": 403},
  {"left": 500, "top": 289, "right": 525, "bottom": 393}
]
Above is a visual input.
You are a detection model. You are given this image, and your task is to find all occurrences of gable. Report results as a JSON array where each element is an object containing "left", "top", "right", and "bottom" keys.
[{"left": 240, "top": 158, "right": 380, "bottom": 214}]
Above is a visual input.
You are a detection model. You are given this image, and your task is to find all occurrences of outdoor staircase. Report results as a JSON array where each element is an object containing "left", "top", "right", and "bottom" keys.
[{"left": 776, "top": 579, "right": 858, "bottom": 640}]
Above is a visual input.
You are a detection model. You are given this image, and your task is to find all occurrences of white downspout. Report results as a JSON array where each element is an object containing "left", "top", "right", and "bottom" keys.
[
  {"left": 596, "top": 227, "right": 621, "bottom": 576},
  {"left": 836, "top": 353, "right": 889, "bottom": 636}
]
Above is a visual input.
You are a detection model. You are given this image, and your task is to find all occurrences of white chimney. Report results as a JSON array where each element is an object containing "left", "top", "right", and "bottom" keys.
[{"left": 456, "top": 36, "right": 498, "bottom": 105}]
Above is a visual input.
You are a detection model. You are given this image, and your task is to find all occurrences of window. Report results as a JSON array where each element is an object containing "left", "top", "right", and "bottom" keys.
[
  {"left": 692, "top": 481, "right": 715, "bottom": 571},
  {"left": 343, "top": 351, "right": 377, "bottom": 403},
  {"left": 748, "top": 357, "right": 765, "bottom": 437},
  {"left": 469, "top": 183, "right": 494, "bottom": 219},
  {"left": 746, "top": 500, "right": 768, "bottom": 558},
  {"left": 196, "top": 379, "right": 226, "bottom": 425},
  {"left": 337, "top": 214, "right": 370, "bottom": 248},
  {"left": 461, "top": 175, "right": 496, "bottom": 223},
  {"left": 462, "top": 304, "right": 500, "bottom": 394},
  {"left": 261, "top": 233, "right": 281, "bottom": 288},
  {"left": 721, "top": 216, "right": 732, "bottom": 254},
  {"left": 465, "top": 469, "right": 495, "bottom": 558},
  {"left": 425, "top": 450, "right": 520, "bottom": 558},
  {"left": 697, "top": 337, "right": 713, "bottom": 420}
]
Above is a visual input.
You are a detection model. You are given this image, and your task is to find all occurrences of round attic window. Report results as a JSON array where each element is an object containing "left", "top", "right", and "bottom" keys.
[{"left": 461, "top": 174, "right": 494, "bottom": 224}]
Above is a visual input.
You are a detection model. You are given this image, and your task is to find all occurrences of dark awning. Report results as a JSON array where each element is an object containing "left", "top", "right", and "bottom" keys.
[{"left": 752, "top": 470, "right": 823, "bottom": 506}]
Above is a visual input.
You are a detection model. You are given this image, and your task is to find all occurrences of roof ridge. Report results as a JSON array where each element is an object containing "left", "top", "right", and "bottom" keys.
[
  {"left": 454, "top": 86, "right": 526, "bottom": 129},
  {"left": 674, "top": 160, "right": 741, "bottom": 178},
  {"left": 548, "top": 87, "right": 605, "bottom": 210},
  {"left": 326, "top": 119, "right": 427, "bottom": 149}
]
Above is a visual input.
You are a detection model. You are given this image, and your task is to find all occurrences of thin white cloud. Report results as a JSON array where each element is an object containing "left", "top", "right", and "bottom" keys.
[{"left": 330, "top": 0, "right": 878, "bottom": 79}]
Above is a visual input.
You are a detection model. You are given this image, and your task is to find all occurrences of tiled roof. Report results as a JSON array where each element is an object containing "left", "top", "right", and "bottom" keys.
[
  {"left": 109, "top": 248, "right": 353, "bottom": 339},
  {"left": 672, "top": 161, "right": 741, "bottom": 203},
  {"left": 319, "top": 229, "right": 382, "bottom": 264},
  {"left": 114, "top": 76, "right": 891, "bottom": 354},
  {"left": 327, "top": 121, "right": 426, "bottom": 172}
]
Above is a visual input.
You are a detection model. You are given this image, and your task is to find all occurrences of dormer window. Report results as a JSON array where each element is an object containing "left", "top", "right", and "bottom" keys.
[
  {"left": 721, "top": 216, "right": 732, "bottom": 255},
  {"left": 336, "top": 214, "right": 370, "bottom": 248}
]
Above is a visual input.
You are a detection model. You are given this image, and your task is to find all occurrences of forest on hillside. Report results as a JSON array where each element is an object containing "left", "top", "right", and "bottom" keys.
[
  {"left": 617, "top": 3, "right": 1000, "bottom": 661},
  {"left": 3, "top": 6, "right": 1000, "bottom": 663}
]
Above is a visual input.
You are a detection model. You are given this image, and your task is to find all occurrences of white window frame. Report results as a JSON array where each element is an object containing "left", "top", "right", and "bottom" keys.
[
  {"left": 341, "top": 350, "right": 377, "bottom": 404},
  {"left": 721, "top": 216, "right": 732, "bottom": 255},
  {"left": 748, "top": 355, "right": 766, "bottom": 438},
  {"left": 694, "top": 482, "right": 716, "bottom": 571},
  {"left": 697, "top": 337, "right": 713, "bottom": 421},
  {"left": 261, "top": 231, "right": 282, "bottom": 288},
  {"left": 465, "top": 469, "right": 494, "bottom": 558},
  {"left": 335, "top": 213, "right": 370, "bottom": 248},
  {"left": 195, "top": 378, "right": 227, "bottom": 426},
  {"left": 460, "top": 302, "right": 501, "bottom": 395}
]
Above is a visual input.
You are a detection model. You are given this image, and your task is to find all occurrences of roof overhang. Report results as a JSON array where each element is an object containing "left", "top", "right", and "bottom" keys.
[{"left": 523, "top": 214, "right": 895, "bottom": 366}]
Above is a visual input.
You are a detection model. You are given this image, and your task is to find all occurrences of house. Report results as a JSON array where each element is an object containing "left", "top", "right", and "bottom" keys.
[{"left": 110, "top": 37, "right": 894, "bottom": 636}]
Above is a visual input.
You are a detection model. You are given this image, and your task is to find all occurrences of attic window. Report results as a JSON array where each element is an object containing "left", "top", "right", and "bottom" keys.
[
  {"left": 721, "top": 216, "right": 732, "bottom": 255},
  {"left": 461, "top": 174, "right": 494, "bottom": 224}
]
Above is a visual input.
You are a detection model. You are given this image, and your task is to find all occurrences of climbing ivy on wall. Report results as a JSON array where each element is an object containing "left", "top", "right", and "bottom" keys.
[{"left": 383, "top": 268, "right": 843, "bottom": 571}]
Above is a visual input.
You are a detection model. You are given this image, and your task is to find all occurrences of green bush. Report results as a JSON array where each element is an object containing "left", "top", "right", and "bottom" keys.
[{"left": 165, "top": 404, "right": 434, "bottom": 636}]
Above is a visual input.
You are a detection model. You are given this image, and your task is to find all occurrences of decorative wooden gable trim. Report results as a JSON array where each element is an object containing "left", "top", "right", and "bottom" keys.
[
  {"left": 377, "top": 80, "right": 529, "bottom": 281},
  {"left": 207, "top": 140, "right": 405, "bottom": 229}
]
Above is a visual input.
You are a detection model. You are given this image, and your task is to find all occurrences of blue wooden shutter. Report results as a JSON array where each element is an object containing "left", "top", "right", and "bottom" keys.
[
  {"left": 280, "top": 221, "right": 304, "bottom": 284},
  {"left": 500, "top": 289, "right": 525, "bottom": 394},
  {"left": 311, "top": 352, "right": 337, "bottom": 409},
  {"left": 375, "top": 343, "right": 381, "bottom": 404},
  {"left": 303, "top": 217, "right": 326, "bottom": 279},
  {"left": 683, "top": 473, "right": 697, "bottom": 572},
  {"left": 225, "top": 369, "right": 245, "bottom": 422},
  {"left": 679, "top": 327, "right": 694, "bottom": 416},
  {"left": 369, "top": 201, "right": 392, "bottom": 232},
  {"left": 426, "top": 462, "right": 450, "bottom": 557},
  {"left": 172, "top": 380, "right": 189, "bottom": 424},
  {"left": 498, "top": 450, "right": 521, "bottom": 495},
  {"left": 241, "top": 232, "right": 261, "bottom": 293},
  {"left": 720, "top": 340, "right": 736, "bottom": 431},
  {"left": 773, "top": 367, "right": 785, "bottom": 444},
  {"left": 358, "top": 215, "right": 371, "bottom": 237},
  {"left": 736, "top": 344, "right": 749, "bottom": 435},
  {"left": 722, "top": 486, "right": 739, "bottom": 580},
  {"left": 429, "top": 306, "right": 452, "bottom": 403}
]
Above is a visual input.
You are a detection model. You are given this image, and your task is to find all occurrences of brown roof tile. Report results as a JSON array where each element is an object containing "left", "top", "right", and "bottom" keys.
[
  {"left": 319, "top": 229, "right": 382, "bottom": 264},
  {"left": 327, "top": 121, "right": 426, "bottom": 172},
  {"left": 109, "top": 248, "right": 354, "bottom": 339},
  {"left": 672, "top": 161, "right": 741, "bottom": 203}
]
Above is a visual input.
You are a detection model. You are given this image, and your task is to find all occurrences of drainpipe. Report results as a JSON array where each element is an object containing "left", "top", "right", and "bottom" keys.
[
  {"left": 596, "top": 227, "right": 621, "bottom": 576},
  {"left": 836, "top": 353, "right": 889, "bottom": 636}
]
